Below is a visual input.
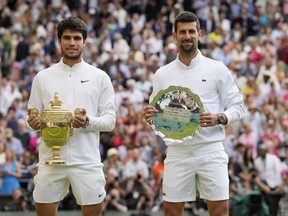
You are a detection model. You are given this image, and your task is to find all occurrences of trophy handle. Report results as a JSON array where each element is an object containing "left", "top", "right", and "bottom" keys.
[
  {"left": 69, "top": 116, "right": 74, "bottom": 136},
  {"left": 74, "top": 108, "right": 85, "bottom": 116},
  {"left": 28, "top": 108, "right": 40, "bottom": 117}
]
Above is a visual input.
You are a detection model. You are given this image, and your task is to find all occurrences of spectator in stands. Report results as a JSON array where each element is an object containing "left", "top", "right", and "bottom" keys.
[
  {"left": 5, "top": 107, "right": 18, "bottom": 131},
  {"left": 0, "top": 140, "right": 6, "bottom": 163},
  {"left": 103, "top": 188, "right": 128, "bottom": 212},
  {"left": 243, "top": 102, "right": 266, "bottom": 144},
  {"left": 135, "top": 72, "right": 152, "bottom": 102},
  {"left": 151, "top": 151, "right": 165, "bottom": 211},
  {"left": 280, "top": 78, "right": 288, "bottom": 99},
  {"left": 113, "top": 32, "right": 130, "bottom": 62},
  {"left": 0, "top": 149, "right": 26, "bottom": 211},
  {"left": 103, "top": 147, "right": 123, "bottom": 179},
  {"left": 246, "top": 37, "right": 262, "bottom": 77},
  {"left": 238, "top": 121, "right": 258, "bottom": 159},
  {"left": 254, "top": 144, "right": 283, "bottom": 215},
  {"left": 277, "top": 168, "right": 288, "bottom": 215},
  {"left": 19, "top": 50, "right": 41, "bottom": 81},
  {"left": 138, "top": 135, "right": 154, "bottom": 169},
  {"left": 105, "top": 167, "right": 126, "bottom": 198},
  {"left": 112, "top": 0, "right": 128, "bottom": 31},
  {"left": 242, "top": 76, "right": 257, "bottom": 99},
  {"left": 123, "top": 79, "right": 144, "bottom": 112},
  {"left": 14, "top": 118, "right": 31, "bottom": 150},
  {"left": 3, "top": 128, "right": 24, "bottom": 160},
  {"left": 278, "top": 37, "right": 288, "bottom": 65},
  {"left": 239, "top": 147, "right": 255, "bottom": 181},
  {"left": 123, "top": 148, "right": 153, "bottom": 210},
  {"left": 216, "top": 44, "right": 232, "bottom": 66},
  {"left": 103, "top": 168, "right": 127, "bottom": 213},
  {"left": 278, "top": 116, "right": 288, "bottom": 160},
  {"left": 0, "top": 140, "right": 6, "bottom": 188},
  {"left": 223, "top": 124, "right": 239, "bottom": 159},
  {"left": 9, "top": 97, "right": 26, "bottom": 122},
  {"left": 123, "top": 148, "right": 149, "bottom": 182},
  {"left": 18, "top": 150, "right": 37, "bottom": 192},
  {"left": 108, "top": 58, "right": 131, "bottom": 81},
  {"left": 261, "top": 119, "right": 282, "bottom": 156},
  {"left": 0, "top": 79, "right": 22, "bottom": 117}
]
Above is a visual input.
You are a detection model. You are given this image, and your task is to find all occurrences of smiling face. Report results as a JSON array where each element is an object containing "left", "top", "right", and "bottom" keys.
[
  {"left": 59, "top": 29, "right": 85, "bottom": 65},
  {"left": 173, "top": 21, "right": 201, "bottom": 56}
]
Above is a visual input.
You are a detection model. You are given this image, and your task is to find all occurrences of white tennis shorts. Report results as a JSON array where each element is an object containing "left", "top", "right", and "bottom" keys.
[
  {"left": 163, "top": 146, "right": 229, "bottom": 202},
  {"left": 33, "top": 164, "right": 106, "bottom": 205}
]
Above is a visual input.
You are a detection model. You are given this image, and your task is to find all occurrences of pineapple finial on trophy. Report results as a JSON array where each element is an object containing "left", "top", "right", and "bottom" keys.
[{"left": 50, "top": 92, "right": 62, "bottom": 109}]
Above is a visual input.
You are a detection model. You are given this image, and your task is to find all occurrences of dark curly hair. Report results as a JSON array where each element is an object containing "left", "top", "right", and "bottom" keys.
[{"left": 57, "top": 16, "right": 87, "bottom": 40}]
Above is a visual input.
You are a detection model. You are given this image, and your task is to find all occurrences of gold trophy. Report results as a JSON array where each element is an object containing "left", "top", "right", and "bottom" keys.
[{"left": 29, "top": 92, "right": 74, "bottom": 165}]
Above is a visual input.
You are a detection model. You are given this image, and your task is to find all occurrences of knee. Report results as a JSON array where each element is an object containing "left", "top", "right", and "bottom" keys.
[
  {"left": 164, "top": 202, "right": 185, "bottom": 216},
  {"left": 12, "top": 189, "right": 22, "bottom": 201},
  {"left": 207, "top": 200, "right": 229, "bottom": 216}
]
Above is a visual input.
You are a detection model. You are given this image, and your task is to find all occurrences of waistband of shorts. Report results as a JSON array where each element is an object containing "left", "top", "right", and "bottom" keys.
[
  {"left": 166, "top": 142, "right": 224, "bottom": 157},
  {"left": 166, "top": 145, "right": 194, "bottom": 157}
]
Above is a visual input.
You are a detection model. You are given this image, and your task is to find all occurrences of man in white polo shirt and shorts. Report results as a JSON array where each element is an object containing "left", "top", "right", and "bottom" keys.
[
  {"left": 144, "top": 11, "right": 245, "bottom": 216},
  {"left": 27, "top": 16, "right": 116, "bottom": 216}
]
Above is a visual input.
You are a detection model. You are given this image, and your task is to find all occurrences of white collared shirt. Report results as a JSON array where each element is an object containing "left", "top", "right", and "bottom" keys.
[
  {"left": 28, "top": 59, "right": 116, "bottom": 165},
  {"left": 150, "top": 51, "right": 245, "bottom": 155}
]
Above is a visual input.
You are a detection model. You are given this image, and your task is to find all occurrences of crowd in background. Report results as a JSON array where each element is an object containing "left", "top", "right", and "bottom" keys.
[{"left": 0, "top": 0, "right": 288, "bottom": 215}]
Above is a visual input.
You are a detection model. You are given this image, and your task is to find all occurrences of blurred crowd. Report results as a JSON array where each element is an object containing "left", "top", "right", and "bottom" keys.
[{"left": 0, "top": 0, "right": 288, "bottom": 215}]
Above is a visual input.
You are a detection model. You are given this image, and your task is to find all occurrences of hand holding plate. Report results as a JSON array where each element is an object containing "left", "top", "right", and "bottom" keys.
[{"left": 143, "top": 105, "right": 158, "bottom": 124}]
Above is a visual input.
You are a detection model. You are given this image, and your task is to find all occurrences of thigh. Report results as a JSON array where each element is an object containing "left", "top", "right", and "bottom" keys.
[
  {"left": 33, "top": 165, "right": 70, "bottom": 203},
  {"left": 81, "top": 202, "right": 103, "bottom": 216},
  {"left": 196, "top": 150, "right": 229, "bottom": 201},
  {"left": 35, "top": 202, "right": 59, "bottom": 216},
  {"left": 163, "top": 155, "right": 196, "bottom": 202},
  {"left": 69, "top": 164, "right": 106, "bottom": 206}
]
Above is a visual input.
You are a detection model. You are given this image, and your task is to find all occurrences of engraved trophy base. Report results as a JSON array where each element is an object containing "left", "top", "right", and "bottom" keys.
[
  {"left": 45, "top": 159, "right": 65, "bottom": 165},
  {"left": 45, "top": 146, "right": 65, "bottom": 165}
]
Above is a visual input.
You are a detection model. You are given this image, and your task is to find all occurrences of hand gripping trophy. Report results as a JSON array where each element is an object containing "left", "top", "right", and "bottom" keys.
[{"left": 29, "top": 92, "right": 79, "bottom": 165}]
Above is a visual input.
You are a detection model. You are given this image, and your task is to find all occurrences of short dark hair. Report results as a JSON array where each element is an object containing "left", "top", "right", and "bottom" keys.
[
  {"left": 174, "top": 11, "right": 200, "bottom": 32},
  {"left": 57, "top": 16, "right": 87, "bottom": 40}
]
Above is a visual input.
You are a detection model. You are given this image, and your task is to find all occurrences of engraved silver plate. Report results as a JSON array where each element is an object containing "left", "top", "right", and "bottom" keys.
[{"left": 150, "top": 86, "right": 204, "bottom": 142}]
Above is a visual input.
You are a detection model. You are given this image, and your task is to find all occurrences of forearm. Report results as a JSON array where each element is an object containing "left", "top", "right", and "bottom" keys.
[{"left": 111, "top": 200, "right": 127, "bottom": 212}]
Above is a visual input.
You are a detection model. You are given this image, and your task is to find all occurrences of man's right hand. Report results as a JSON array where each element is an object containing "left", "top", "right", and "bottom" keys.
[
  {"left": 27, "top": 108, "right": 41, "bottom": 131},
  {"left": 143, "top": 105, "right": 158, "bottom": 124}
]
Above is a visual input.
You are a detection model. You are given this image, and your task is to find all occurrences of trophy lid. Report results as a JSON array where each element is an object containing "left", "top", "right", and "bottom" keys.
[
  {"left": 50, "top": 92, "right": 62, "bottom": 108},
  {"left": 42, "top": 92, "right": 71, "bottom": 114}
]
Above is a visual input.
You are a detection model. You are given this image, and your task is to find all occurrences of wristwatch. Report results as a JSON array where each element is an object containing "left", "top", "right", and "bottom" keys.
[
  {"left": 82, "top": 116, "right": 89, "bottom": 128},
  {"left": 217, "top": 114, "right": 226, "bottom": 125}
]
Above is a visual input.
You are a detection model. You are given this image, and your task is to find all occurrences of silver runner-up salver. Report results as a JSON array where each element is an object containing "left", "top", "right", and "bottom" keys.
[{"left": 150, "top": 86, "right": 204, "bottom": 143}]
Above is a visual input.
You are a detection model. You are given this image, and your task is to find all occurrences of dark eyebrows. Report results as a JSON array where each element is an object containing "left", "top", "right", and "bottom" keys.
[
  {"left": 62, "top": 35, "right": 83, "bottom": 40},
  {"left": 178, "top": 28, "right": 197, "bottom": 34}
]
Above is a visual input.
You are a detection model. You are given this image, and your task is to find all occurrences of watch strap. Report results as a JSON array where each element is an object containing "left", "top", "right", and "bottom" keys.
[{"left": 82, "top": 116, "right": 89, "bottom": 128}]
